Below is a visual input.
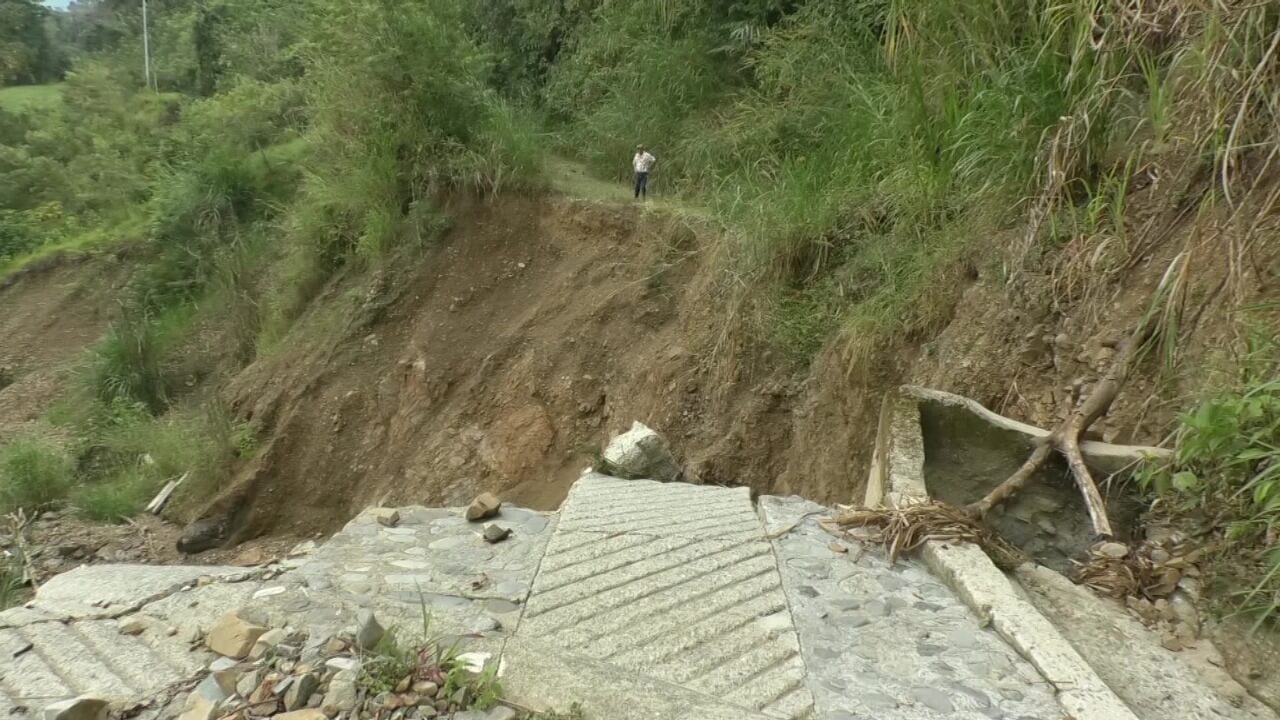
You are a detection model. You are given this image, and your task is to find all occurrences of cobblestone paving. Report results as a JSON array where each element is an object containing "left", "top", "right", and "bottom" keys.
[
  {"left": 247, "top": 505, "right": 556, "bottom": 647},
  {"left": 760, "top": 496, "right": 1060, "bottom": 720}
]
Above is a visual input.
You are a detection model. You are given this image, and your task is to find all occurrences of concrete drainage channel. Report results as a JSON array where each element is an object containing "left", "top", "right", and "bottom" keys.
[{"left": 1, "top": 407, "right": 1273, "bottom": 720}]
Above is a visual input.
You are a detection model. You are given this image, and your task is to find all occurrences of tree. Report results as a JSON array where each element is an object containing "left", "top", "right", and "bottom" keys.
[{"left": 0, "top": 0, "right": 66, "bottom": 85}]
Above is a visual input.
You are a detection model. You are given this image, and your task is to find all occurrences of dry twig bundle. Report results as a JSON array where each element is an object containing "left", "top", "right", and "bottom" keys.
[{"left": 824, "top": 501, "right": 1025, "bottom": 570}]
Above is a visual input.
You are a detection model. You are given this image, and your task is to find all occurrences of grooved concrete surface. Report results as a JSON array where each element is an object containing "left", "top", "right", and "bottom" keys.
[
  {"left": 515, "top": 474, "right": 815, "bottom": 719},
  {"left": 0, "top": 565, "right": 261, "bottom": 716}
]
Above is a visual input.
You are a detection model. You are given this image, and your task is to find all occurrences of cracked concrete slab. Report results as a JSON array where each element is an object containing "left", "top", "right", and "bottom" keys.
[
  {"left": 0, "top": 565, "right": 261, "bottom": 717},
  {"left": 762, "top": 495, "right": 1060, "bottom": 720},
  {"left": 510, "top": 474, "right": 814, "bottom": 720}
]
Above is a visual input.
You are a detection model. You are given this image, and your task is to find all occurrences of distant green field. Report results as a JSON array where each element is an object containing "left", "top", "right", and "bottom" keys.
[{"left": 0, "top": 84, "right": 64, "bottom": 112}]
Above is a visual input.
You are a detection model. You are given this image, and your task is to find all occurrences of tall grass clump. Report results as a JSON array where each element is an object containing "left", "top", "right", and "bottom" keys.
[
  {"left": 288, "top": 0, "right": 542, "bottom": 265},
  {"left": 0, "top": 439, "right": 73, "bottom": 513},
  {"left": 497, "top": 0, "right": 1280, "bottom": 359}
]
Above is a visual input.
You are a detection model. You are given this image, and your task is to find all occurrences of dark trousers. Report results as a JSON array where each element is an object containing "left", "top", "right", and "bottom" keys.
[{"left": 634, "top": 171, "right": 649, "bottom": 198}]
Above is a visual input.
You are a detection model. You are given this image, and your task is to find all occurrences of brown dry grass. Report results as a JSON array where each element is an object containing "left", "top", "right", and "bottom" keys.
[{"left": 824, "top": 500, "right": 1025, "bottom": 570}]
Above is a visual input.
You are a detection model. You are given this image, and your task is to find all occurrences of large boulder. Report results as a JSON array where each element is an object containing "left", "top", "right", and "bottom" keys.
[{"left": 600, "top": 422, "right": 683, "bottom": 483}]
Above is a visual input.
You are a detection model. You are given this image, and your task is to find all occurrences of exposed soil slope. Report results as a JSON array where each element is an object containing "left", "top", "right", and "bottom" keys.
[
  {"left": 0, "top": 258, "right": 124, "bottom": 443},
  {"left": 216, "top": 196, "right": 820, "bottom": 540}
]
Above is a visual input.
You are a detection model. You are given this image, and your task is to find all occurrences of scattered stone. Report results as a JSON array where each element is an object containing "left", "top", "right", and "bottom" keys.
[
  {"left": 485, "top": 707, "right": 518, "bottom": 720},
  {"left": 469, "top": 616, "right": 500, "bottom": 634},
  {"left": 411, "top": 681, "right": 438, "bottom": 698},
  {"left": 482, "top": 525, "right": 511, "bottom": 544},
  {"left": 1150, "top": 547, "right": 1172, "bottom": 564},
  {"left": 827, "top": 542, "right": 848, "bottom": 554},
  {"left": 206, "top": 612, "right": 267, "bottom": 659},
  {"left": 466, "top": 493, "right": 501, "bottom": 522},
  {"left": 249, "top": 628, "right": 289, "bottom": 660},
  {"left": 355, "top": 609, "right": 385, "bottom": 650},
  {"left": 118, "top": 616, "right": 148, "bottom": 635},
  {"left": 325, "top": 657, "right": 360, "bottom": 672},
  {"left": 600, "top": 421, "right": 682, "bottom": 482},
  {"left": 274, "top": 710, "right": 327, "bottom": 720},
  {"left": 371, "top": 508, "right": 401, "bottom": 528},
  {"left": 1098, "top": 542, "right": 1129, "bottom": 559},
  {"left": 290, "top": 540, "right": 318, "bottom": 557},
  {"left": 42, "top": 697, "right": 108, "bottom": 720},
  {"left": 236, "top": 669, "right": 263, "bottom": 699},
  {"left": 180, "top": 692, "right": 219, "bottom": 720},
  {"left": 323, "top": 637, "right": 348, "bottom": 655},
  {"left": 285, "top": 673, "right": 320, "bottom": 711},
  {"left": 322, "top": 669, "right": 359, "bottom": 715}
]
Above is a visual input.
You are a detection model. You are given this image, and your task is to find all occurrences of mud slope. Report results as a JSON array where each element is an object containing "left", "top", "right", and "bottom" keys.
[
  {"left": 219, "top": 196, "right": 858, "bottom": 540},
  {"left": 0, "top": 259, "right": 124, "bottom": 442}
]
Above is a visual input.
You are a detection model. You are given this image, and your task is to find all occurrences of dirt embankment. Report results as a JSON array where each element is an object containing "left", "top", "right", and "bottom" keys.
[
  {"left": 213, "top": 196, "right": 859, "bottom": 541},
  {"left": 2, "top": 189, "right": 1273, "bottom": 549},
  {"left": 0, "top": 258, "right": 125, "bottom": 443}
]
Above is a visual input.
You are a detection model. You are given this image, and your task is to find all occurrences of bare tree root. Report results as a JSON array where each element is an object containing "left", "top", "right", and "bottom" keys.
[{"left": 967, "top": 312, "right": 1161, "bottom": 539}]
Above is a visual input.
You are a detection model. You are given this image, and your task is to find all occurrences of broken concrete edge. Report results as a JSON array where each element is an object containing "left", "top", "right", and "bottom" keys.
[
  {"left": 867, "top": 386, "right": 1140, "bottom": 720},
  {"left": 899, "top": 385, "right": 1170, "bottom": 474},
  {"left": 0, "top": 565, "right": 263, "bottom": 629}
]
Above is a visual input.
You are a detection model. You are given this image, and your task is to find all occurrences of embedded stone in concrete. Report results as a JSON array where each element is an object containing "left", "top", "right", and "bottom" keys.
[
  {"left": 760, "top": 494, "right": 1061, "bottom": 720},
  {"left": 871, "top": 387, "right": 1141, "bottom": 720},
  {"left": 3, "top": 565, "right": 251, "bottom": 625},
  {"left": 513, "top": 474, "right": 813, "bottom": 719},
  {"left": 244, "top": 503, "right": 555, "bottom": 647}
]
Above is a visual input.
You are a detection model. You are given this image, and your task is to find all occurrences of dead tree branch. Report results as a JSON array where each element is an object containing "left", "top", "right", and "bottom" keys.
[{"left": 968, "top": 264, "right": 1173, "bottom": 538}]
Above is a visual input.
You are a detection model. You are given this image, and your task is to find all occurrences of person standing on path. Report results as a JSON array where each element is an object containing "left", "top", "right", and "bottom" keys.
[{"left": 633, "top": 144, "right": 656, "bottom": 200}]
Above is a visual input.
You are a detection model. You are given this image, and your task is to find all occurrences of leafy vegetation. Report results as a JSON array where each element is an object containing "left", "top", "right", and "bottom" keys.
[
  {"left": 0, "top": 439, "right": 73, "bottom": 513},
  {"left": 358, "top": 608, "right": 503, "bottom": 713},
  {"left": 1137, "top": 336, "right": 1280, "bottom": 627}
]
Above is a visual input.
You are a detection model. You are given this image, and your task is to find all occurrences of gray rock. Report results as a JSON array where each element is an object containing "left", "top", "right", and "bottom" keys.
[
  {"left": 466, "top": 494, "right": 501, "bottom": 522},
  {"left": 249, "top": 627, "right": 289, "bottom": 660},
  {"left": 285, "top": 673, "right": 319, "bottom": 710},
  {"left": 1098, "top": 542, "right": 1129, "bottom": 559},
  {"left": 482, "top": 525, "right": 511, "bottom": 544},
  {"left": 371, "top": 508, "right": 400, "bottom": 527},
  {"left": 485, "top": 707, "right": 518, "bottom": 720},
  {"left": 43, "top": 697, "right": 108, "bottom": 720},
  {"left": 355, "top": 610, "right": 385, "bottom": 650},
  {"left": 236, "top": 669, "right": 263, "bottom": 699},
  {"left": 599, "top": 421, "right": 682, "bottom": 482},
  {"left": 322, "top": 669, "right": 359, "bottom": 714}
]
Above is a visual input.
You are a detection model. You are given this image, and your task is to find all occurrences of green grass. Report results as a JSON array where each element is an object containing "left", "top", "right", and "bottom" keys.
[
  {"left": 0, "top": 84, "right": 63, "bottom": 112},
  {"left": 0, "top": 439, "right": 74, "bottom": 513},
  {"left": 72, "top": 467, "right": 156, "bottom": 522}
]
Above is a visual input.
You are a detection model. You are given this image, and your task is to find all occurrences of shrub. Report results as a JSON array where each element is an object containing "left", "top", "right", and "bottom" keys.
[
  {"left": 1136, "top": 337, "right": 1280, "bottom": 626},
  {"left": 0, "top": 439, "right": 73, "bottom": 513}
]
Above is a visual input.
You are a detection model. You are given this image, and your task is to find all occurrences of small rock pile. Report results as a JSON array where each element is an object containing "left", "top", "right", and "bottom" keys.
[{"left": 130, "top": 609, "right": 534, "bottom": 720}]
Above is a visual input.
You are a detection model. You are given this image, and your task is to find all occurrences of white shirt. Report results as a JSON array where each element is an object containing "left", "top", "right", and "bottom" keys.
[{"left": 633, "top": 152, "right": 656, "bottom": 173}]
